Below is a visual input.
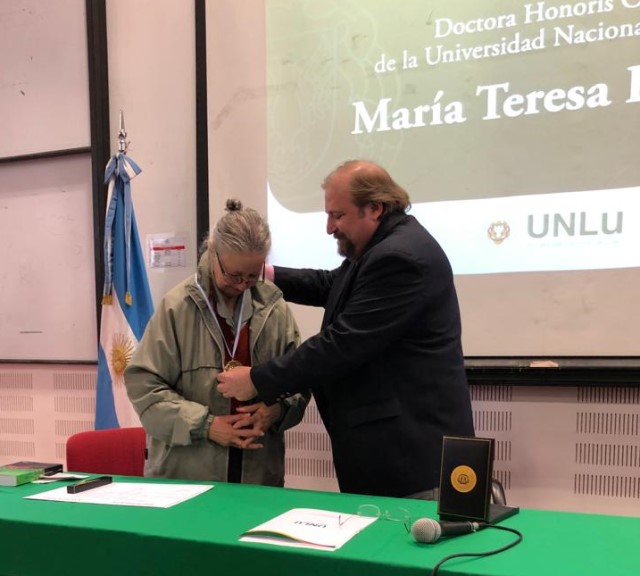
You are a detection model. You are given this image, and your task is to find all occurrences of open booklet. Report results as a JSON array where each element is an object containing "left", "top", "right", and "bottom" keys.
[{"left": 240, "top": 508, "right": 377, "bottom": 551}]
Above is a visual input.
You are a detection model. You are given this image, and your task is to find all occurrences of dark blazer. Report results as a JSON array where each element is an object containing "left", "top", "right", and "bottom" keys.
[{"left": 252, "top": 211, "right": 474, "bottom": 497}]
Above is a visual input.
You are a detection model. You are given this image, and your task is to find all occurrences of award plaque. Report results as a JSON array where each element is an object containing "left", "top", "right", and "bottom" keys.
[{"left": 437, "top": 435, "right": 518, "bottom": 524}]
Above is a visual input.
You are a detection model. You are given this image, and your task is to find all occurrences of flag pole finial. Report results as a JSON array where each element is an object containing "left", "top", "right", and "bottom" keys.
[{"left": 118, "top": 110, "right": 129, "bottom": 154}]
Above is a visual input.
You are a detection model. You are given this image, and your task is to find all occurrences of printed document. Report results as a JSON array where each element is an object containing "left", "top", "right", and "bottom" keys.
[
  {"left": 241, "top": 508, "right": 377, "bottom": 550},
  {"left": 26, "top": 482, "right": 213, "bottom": 508}
]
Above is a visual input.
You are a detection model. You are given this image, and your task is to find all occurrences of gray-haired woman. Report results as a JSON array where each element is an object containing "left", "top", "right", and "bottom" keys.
[{"left": 125, "top": 199, "right": 309, "bottom": 485}]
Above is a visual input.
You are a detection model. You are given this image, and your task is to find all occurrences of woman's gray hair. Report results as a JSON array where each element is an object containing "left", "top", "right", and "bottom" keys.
[{"left": 205, "top": 199, "right": 271, "bottom": 257}]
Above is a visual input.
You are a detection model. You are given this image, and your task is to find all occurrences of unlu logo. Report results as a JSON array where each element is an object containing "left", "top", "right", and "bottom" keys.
[{"left": 487, "top": 221, "right": 511, "bottom": 244}]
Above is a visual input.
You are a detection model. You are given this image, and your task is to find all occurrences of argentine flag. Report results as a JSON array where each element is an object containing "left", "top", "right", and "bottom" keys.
[{"left": 95, "top": 153, "right": 153, "bottom": 429}]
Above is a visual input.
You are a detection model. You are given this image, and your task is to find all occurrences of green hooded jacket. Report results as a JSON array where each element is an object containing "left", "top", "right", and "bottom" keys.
[{"left": 125, "top": 252, "right": 308, "bottom": 486}]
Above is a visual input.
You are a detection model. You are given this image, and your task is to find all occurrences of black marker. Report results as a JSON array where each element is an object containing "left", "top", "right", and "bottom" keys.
[{"left": 67, "top": 475, "right": 113, "bottom": 494}]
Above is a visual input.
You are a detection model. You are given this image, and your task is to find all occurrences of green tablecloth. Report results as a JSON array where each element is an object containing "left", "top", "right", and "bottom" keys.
[{"left": 0, "top": 477, "right": 638, "bottom": 576}]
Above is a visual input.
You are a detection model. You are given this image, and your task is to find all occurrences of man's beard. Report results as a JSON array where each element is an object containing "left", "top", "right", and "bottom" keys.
[{"left": 336, "top": 235, "right": 357, "bottom": 260}]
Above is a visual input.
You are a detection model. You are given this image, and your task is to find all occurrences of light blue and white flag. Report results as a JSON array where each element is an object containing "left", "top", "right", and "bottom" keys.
[{"left": 95, "top": 153, "right": 153, "bottom": 429}]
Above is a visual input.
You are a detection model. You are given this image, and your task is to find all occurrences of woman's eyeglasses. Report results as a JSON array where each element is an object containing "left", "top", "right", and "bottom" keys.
[
  {"left": 215, "top": 251, "right": 264, "bottom": 285},
  {"left": 339, "top": 504, "right": 411, "bottom": 532}
]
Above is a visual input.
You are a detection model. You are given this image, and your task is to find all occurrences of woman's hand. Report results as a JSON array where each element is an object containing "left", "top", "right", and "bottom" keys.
[{"left": 207, "top": 413, "right": 265, "bottom": 449}]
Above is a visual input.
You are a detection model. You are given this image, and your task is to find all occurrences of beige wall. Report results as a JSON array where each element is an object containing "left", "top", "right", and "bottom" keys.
[{"left": 106, "top": 0, "right": 198, "bottom": 306}]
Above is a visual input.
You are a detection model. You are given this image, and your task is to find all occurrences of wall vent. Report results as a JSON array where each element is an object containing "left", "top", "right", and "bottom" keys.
[
  {"left": 473, "top": 410, "right": 512, "bottom": 432},
  {"left": 493, "top": 469, "right": 511, "bottom": 491},
  {"left": 494, "top": 440, "right": 512, "bottom": 462},
  {"left": 576, "top": 412, "right": 639, "bottom": 436},
  {"left": 299, "top": 404, "right": 323, "bottom": 426},
  {"left": 0, "top": 395, "right": 33, "bottom": 412},
  {"left": 575, "top": 442, "right": 640, "bottom": 468},
  {"left": 54, "top": 419, "right": 93, "bottom": 437},
  {"left": 54, "top": 396, "right": 95, "bottom": 414},
  {"left": 285, "top": 456, "right": 337, "bottom": 479},
  {"left": 285, "top": 430, "right": 333, "bottom": 453},
  {"left": 52, "top": 371, "right": 97, "bottom": 391},
  {"left": 471, "top": 385, "right": 512, "bottom": 402},
  {"left": 574, "top": 474, "right": 640, "bottom": 498},
  {"left": 0, "top": 418, "right": 35, "bottom": 435},
  {"left": 0, "top": 372, "right": 33, "bottom": 389},
  {"left": 578, "top": 387, "right": 640, "bottom": 405},
  {"left": 55, "top": 442, "right": 67, "bottom": 460},
  {"left": 0, "top": 439, "right": 35, "bottom": 458}
]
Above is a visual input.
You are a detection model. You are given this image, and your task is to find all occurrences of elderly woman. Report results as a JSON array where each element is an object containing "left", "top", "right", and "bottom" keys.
[{"left": 125, "top": 199, "right": 308, "bottom": 486}]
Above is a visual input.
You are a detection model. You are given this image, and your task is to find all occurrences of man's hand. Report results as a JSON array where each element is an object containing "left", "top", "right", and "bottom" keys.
[
  {"left": 207, "top": 413, "right": 264, "bottom": 449},
  {"left": 234, "top": 402, "right": 283, "bottom": 433},
  {"left": 217, "top": 366, "right": 258, "bottom": 401}
]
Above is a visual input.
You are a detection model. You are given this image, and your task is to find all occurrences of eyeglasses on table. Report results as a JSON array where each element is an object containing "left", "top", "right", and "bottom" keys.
[{"left": 338, "top": 504, "right": 412, "bottom": 532}]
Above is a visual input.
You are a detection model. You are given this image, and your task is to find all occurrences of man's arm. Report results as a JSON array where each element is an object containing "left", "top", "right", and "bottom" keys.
[
  {"left": 254, "top": 250, "right": 436, "bottom": 404},
  {"left": 271, "top": 265, "right": 339, "bottom": 307}
]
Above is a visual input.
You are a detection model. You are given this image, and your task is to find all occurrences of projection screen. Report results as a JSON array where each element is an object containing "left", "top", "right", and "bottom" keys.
[{"left": 207, "top": 0, "right": 640, "bottom": 363}]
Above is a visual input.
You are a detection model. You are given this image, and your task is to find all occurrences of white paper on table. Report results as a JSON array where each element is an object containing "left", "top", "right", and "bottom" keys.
[
  {"left": 25, "top": 482, "right": 213, "bottom": 508},
  {"left": 240, "top": 508, "right": 377, "bottom": 551},
  {"left": 33, "top": 473, "right": 90, "bottom": 483}
]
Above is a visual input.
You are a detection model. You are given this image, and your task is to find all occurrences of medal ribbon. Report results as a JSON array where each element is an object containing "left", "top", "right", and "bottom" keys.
[{"left": 194, "top": 273, "right": 245, "bottom": 366}]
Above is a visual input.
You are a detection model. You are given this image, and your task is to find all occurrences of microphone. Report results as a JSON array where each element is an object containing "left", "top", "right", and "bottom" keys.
[{"left": 411, "top": 518, "right": 487, "bottom": 543}]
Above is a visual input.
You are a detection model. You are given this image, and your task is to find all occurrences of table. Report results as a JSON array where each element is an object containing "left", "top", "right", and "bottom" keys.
[{"left": 0, "top": 477, "right": 638, "bottom": 575}]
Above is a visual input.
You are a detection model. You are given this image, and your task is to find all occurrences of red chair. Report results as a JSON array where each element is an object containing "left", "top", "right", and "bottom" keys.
[{"left": 66, "top": 427, "right": 146, "bottom": 477}]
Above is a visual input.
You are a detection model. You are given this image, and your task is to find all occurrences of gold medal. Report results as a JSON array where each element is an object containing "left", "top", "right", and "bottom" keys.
[
  {"left": 450, "top": 465, "right": 477, "bottom": 493},
  {"left": 224, "top": 359, "right": 242, "bottom": 371}
]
